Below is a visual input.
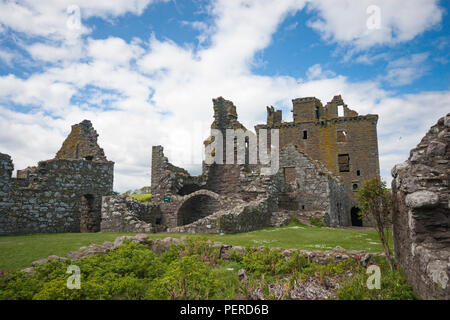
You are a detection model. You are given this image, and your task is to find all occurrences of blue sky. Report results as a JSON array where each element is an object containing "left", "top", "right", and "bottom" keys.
[{"left": 0, "top": 0, "right": 449, "bottom": 192}]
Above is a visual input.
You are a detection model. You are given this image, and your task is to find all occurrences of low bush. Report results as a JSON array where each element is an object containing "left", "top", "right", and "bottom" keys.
[{"left": 0, "top": 238, "right": 417, "bottom": 300}]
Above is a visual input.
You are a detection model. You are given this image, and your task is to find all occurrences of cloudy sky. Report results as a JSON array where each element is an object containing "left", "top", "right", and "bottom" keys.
[{"left": 0, "top": 0, "right": 449, "bottom": 192}]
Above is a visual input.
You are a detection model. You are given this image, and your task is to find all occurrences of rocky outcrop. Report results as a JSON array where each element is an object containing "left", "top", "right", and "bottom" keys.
[{"left": 392, "top": 113, "right": 450, "bottom": 299}]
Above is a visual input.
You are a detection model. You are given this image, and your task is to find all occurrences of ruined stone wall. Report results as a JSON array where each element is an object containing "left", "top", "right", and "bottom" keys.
[
  {"left": 0, "top": 120, "right": 114, "bottom": 235},
  {"left": 276, "top": 145, "right": 351, "bottom": 227},
  {"left": 256, "top": 96, "right": 380, "bottom": 207},
  {"left": 101, "top": 196, "right": 162, "bottom": 233},
  {"left": 0, "top": 158, "right": 114, "bottom": 235},
  {"left": 392, "top": 113, "right": 450, "bottom": 299},
  {"left": 0, "top": 153, "right": 13, "bottom": 212}
]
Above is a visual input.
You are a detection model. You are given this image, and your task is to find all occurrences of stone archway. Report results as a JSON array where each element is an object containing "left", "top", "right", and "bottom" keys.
[{"left": 175, "top": 190, "right": 221, "bottom": 226}]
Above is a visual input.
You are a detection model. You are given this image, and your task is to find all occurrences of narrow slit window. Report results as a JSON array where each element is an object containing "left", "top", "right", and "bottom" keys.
[
  {"left": 356, "top": 170, "right": 360, "bottom": 176},
  {"left": 303, "top": 130, "right": 307, "bottom": 139}
]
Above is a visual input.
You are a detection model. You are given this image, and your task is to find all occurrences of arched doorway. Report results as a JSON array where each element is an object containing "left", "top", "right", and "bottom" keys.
[
  {"left": 177, "top": 194, "right": 220, "bottom": 226},
  {"left": 80, "top": 194, "right": 100, "bottom": 232},
  {"left": 351, "top": 207, "right": 363, "bottom": 227}
]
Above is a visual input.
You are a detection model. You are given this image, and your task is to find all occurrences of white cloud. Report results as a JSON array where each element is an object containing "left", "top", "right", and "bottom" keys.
[
  {"left": 0, "top": 0, "right": 164, "bottom": 40},
  {"left": 0, "top": 49, "right": 14, "bottom": 65},
  {"left": 306, "top": 64, "right": 335, "bottom": 80},
  {"left": 383, "top": 52, "right": 430, "bottom": 86},
  {"left": 306, "top": 0, "right": 443, "bottom": 49},
  {"left": 0, "top": 0, "right": 447, "bottom": 193}
]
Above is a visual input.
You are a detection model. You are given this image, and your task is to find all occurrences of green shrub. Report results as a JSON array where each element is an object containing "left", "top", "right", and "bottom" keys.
[
  {"left": 129, "top": 193, "right": 152, "bottom": 202},
  {"left": 309, "top": 217, "right": 325, "bottom": 227},
  {"left": 0, "top": 239, "right": 416, "bottom": 300},
  {"left": 336, "top": 258, "right": 418, "bottom": 300},
  {"left": 288, "top": 216, "right": 306, "bottom": 226}
]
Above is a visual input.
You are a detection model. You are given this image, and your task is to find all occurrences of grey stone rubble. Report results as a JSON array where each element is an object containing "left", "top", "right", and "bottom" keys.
[{"left": 392, "top": 112, "right": 450, "bottom": 300}]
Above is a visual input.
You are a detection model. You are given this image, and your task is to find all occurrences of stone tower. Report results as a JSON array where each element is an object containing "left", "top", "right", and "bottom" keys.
[{"left": 255, "top": 95, "right": 380, "bottom": 225}]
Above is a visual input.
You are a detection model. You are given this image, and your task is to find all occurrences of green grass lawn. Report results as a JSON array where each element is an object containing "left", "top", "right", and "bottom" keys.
[{"left": 0, "top": 225, "right": 389, "bottom": 271}]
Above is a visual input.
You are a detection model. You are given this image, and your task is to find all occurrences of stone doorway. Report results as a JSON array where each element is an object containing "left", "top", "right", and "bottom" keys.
[
  {"left": 350, "top": 207, "right": 363, "bottom": 227},
  {"left": 80, "top": 194, "right": 100, "bottom": 232}
]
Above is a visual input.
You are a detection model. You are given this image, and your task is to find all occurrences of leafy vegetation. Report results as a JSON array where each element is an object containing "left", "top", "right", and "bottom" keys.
[
  {"left": 129, "top": 193, "right": 152, "bottom": 202},
  {"left": 357, "top": 178, "right": 394, "bottom": 270},
  {"left": 0, "top": 239, "right": 417, "bottom": 300},
  {"left": 309, "top": 217, "right": 325, "bottom": 227},
  {"left": 0, "top": 225, "right": 387, "bottom": 271}
]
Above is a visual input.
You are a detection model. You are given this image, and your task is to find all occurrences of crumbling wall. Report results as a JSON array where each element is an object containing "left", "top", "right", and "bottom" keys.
[
  {"left": 391, "top": 113, "right": 450, "bottom": 300},
  {"left": 276, "top": 144, "right": 351, "bottom": 227},
  {"left": 0, "top": 158, "right": 113, "bottom": 235},
  {"left": 55, "top": 120, "right": 107, "bottom": 161},
  {"left": 151, "top": 145, "right": 205, "bottom": 227},
  {"left": 167, "top": 196, "right": 272, "bottom": 234},
  {"left": 101, "top": 196, "right": 162, "bottom": 233},
  {"left": 0, "top": 120, "right": 114, "bottom": 235}
]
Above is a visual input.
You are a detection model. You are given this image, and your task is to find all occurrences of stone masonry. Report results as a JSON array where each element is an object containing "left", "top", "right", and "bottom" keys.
[
  {"left": 104, "top": 96, "right": 358, "bottom": 234},
  {"left": 255, "top": 95, "right": 380, "bottom": 226},
  {"left": 0, "top": 120, "right": 114, "bottom": 235},
  {"left": 392, "top": 113, "right": 450, "bottom": 299}
]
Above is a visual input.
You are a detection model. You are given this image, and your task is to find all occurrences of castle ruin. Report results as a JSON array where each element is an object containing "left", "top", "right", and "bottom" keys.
[
  {"left": 102, "top": 95, "right": 379, "bottom": 234},
  {"left": 1, "top": 95, "right": 380, "bottom": 235},
  {"left": 0, "top": 120, "right": 114, "bottom": 235}
]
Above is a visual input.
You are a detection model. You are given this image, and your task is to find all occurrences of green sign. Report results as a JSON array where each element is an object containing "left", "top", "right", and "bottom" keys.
[{"left": 163, "top": 196, "right": 170, "bottom": 203}]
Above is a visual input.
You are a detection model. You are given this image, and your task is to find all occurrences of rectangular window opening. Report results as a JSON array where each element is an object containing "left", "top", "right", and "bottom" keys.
[
  {"left": 338, "top": 154, "right": 350, "bottom": 172},
  {"left": 303, "top": 130, "right": 307, "bottom": 139}
]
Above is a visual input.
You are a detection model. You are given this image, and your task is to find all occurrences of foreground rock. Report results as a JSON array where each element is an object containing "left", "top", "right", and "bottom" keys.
[{"left": 392, "top": 113, "right": 450, "bottom": 299}]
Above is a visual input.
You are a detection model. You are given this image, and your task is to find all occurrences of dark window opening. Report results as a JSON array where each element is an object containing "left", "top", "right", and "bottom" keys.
[
  {"left": 301, "top": 205, "right": 305, "bottom": 210},
  {"left": 351, "top": 207, "right": 363, "bottom": 227},
  {"left": 303, "top": 130, "right": 307, "bottom": 139},
  {"left": 352, "top": 183, "right": 359, "bottom": 191},
  {"left": 338, "top": 154, "right": 350, "bottom": 172},
  {"left": 84, "top": 156, "right": 93, "bottom": 161},
  {"left": 155, "top": 217, "right": 162, "bottom": 225},
  {"left": 315, "top": 106, "right": 320, "bottom": 119},
  {"left": 356, "top": 170, "right": 360, "bottom": 176}
]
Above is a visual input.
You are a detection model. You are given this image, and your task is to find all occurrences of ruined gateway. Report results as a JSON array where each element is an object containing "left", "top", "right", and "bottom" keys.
[{"left": 1, "top": 95, "right": 380, "bottom": 235}]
